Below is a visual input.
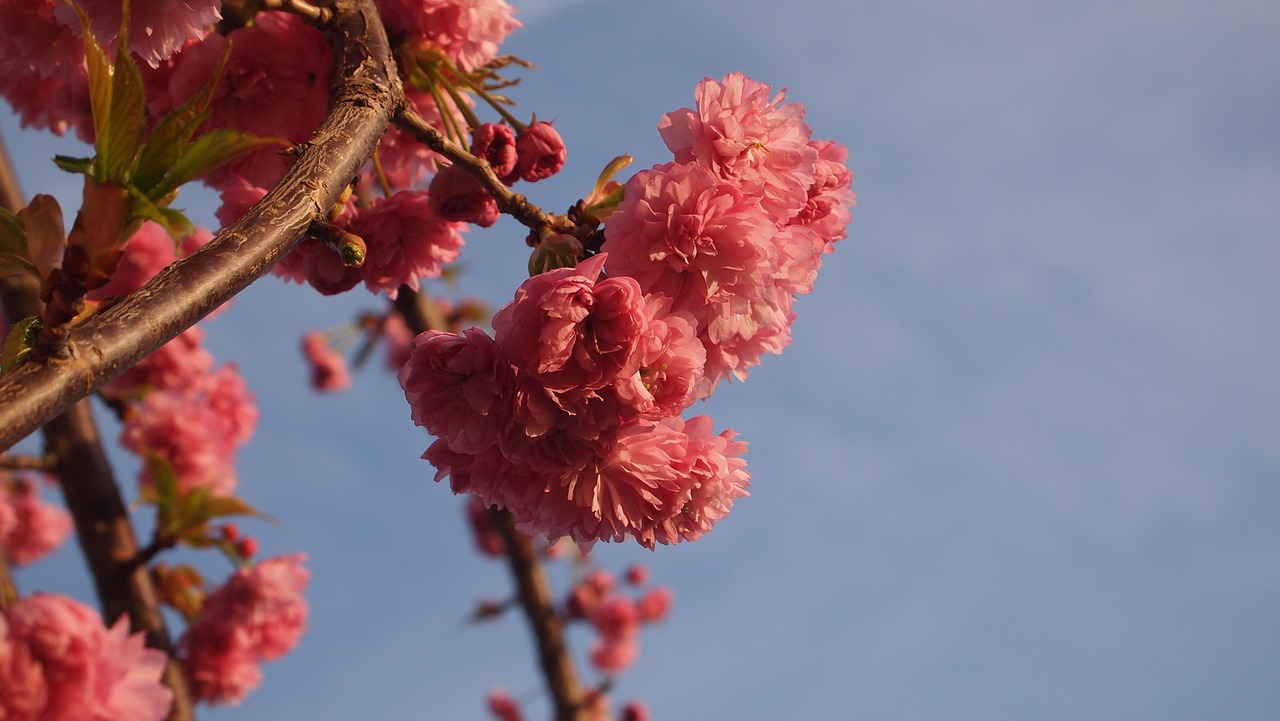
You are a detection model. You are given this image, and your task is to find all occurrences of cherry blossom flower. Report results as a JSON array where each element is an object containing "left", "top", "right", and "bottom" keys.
[
  {"left": 379, "top": 0, "right": 521, "bottom": 71},
  {"left": 348, "top": 190, "right": 468, "bottom": 298},
  {"left": 302, "top": 332, "right": 351, "bottom": 392},
  {"left": 486, "top": 687, "right": 525, "bottom": 721},
  {"left": 1, "top": 593, "right": 172, "bottom": 721},
  {"left": 604, "top": 162, "right": 775, "bottom": 314},
  {"left": 428, "top": 165, "right": 500, "bottom": 227},
  {"left": 0, "top": 474, "right": 72, "bottom": 565},
  {"left": 179, "top": 554, "right": 310, "bottom": 705},
  {"left": 659, "top": 72, "right": 818, "bottom": 224},
  {"left": 399, "top": 328, "right": 516, "bottom": 454},
  {"left": 62, "top": 0, "right": 221, "bottom": 68},
  {"left": 650, "top": 415, "right": 750, "bottom": 545},
  {"left": 0, "top": 0, "right": 93, "bottom": 141},
  {"left": 492, "top": 254, "right": 649, "bottom": 395}
]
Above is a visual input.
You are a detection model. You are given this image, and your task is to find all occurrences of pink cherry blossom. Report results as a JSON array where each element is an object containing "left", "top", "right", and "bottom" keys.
[
  {"left": 62, "top": 0, "right": 221, "bottom": 68},
  {"left": 399, "top": 328, "right": 516, "bottom": 454},
  {"left": 486, "top": 687, "right": 525, "bottom": 721},
  {"left": 348, "top": 189, "right": 468, "bottom": 298},
  {"left": 650, "top": 415, "right": 750, "bottom": 545},
  {"left": 302, "top": 331, "right": 351, "bottom": 392},
  {"left": 636, "top": 586, "right": 673, "bottom": 623},
  {"left": 793, "top": 139, "right": 856, "bottom": 248},
  {"left": 465, "top": 496, "right": 506, "bottom": 557},
  {"left": 0, "top": 0, "right": 93, "bottom": 141},
  {"left": 697, "top": 287, "right": 795, "bottom": 393},
  {"left": 379, "top": 0, "right": 521, "bottom": 71},
  {"left": 102, "top": 327, "right": 215, "bottom": 399},
  {"left": 659, "top": 72, "right": 818, "bottom": 224},
  {"left": 2, "top": 594, "right": 172, "bottom": 721},
  {"left": 428, "top": 165, "right": 500, "bottom": 227},
  {"left": 121, "top": 364, "right": 257, "bottom": 497},
  {"left": 179, "top": 554, "right": 310, "bottom": 705},
  {"left": 0, "top": 474, "right": 72, "bottom": 565},
  {"left": 492, "top": 254, "right": 649, "bottom": 395},
  {"left": 603, "top": 162, "right": 774, "bottom": 313}
]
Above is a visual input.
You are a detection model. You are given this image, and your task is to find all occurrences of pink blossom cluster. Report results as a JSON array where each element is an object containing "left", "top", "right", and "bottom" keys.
[
  {"left": 93, "top": 223, "right": 258, "bottom": 497},
  {"left": 605, "top": 72, "right": 855, "bottom": 394},
  {"left": 177, "top": 554, "right": 310, "bottom": 706},
  {"left": 0, "top": 473, "right": 72, "bottom": 565},
  {"left": 401, "top": 254, "right": 750, "bottom": 548},
  {"left": 301, "top": 331, "right": 352, "bottom": 392},
  {"left": 564, "top": 565, "right": 671, "bottom": 675},
  {"left": 0, "top": 593, "right": 173, "bottom": 721}
]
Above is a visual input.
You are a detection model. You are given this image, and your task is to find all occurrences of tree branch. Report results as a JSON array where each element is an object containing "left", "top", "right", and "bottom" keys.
[{"left": 0, "top": 0, "right": 401, "bottom": 453}]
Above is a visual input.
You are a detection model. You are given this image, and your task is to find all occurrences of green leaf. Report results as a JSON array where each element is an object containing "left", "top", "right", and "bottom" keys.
[
  {"left": 1, "top": 316, "right": 41, "bottom": 375},
  {"left": 129, "top": 188, "right": 194, "bottom": 240},
  {"left": 133, "top": 41, "right": 232, "bottom": 194},
  {"left": 53, "top": 155, "right": 95, "bottom": 176},
  {"left": 70, "top": 3, "right": 114, "bottom": 182},
  {"left": 101, "top": 29, "right": 147, "bottom": 182},
  {"left": 150, "top": 129, "right": 288, "bottom": 199}
]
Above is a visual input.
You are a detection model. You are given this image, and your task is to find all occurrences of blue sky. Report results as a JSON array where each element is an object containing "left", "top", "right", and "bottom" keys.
[{"left": 4, "top": 0, "right": 1279, "bottom": 719}]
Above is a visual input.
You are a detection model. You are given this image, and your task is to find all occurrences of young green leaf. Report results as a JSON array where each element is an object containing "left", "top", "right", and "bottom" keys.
[
  {"left": 1, "top": 316, "right": 41, "bottom": 374},
  {"left": 133, "top": 41, "right": 233, "bottom": 194},
  {"left": 129, "top": 188, "right": 195, "bottom": 241},
  {"left": 149, "top": 129, "right": 288, "bottom": 200}
]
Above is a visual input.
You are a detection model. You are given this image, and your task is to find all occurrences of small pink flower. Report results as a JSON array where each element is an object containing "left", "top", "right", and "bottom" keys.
[
  {"left": 349, "top": 190, "right": 468, "bottom": 298},
  {"left": 493, "top": 254, "right": 649, "bottom": 395},
  {"left": 465, "top": 496, "right": 506, "bottom": 557},
  {"left": 512, "top": 121, "right": 566, "bottom": 182},
  {"left": 659, "top": 72, "right": 818, "bottom": 224},
  {"left": 793, "top": 139, "right": 856, "bottom": 248},
  {"left": 636, "top": 586, "right": 673, "bottom": 623},
  {"left": 604, "top": 162, "right": 774, "bottom": 314},
  {"left": 427, "top": 165, "right": 500, "bottom": 227},
  {"left": 0, "top": 474, "right": 72, "bottom": 566},
  {"left": 379, "top": 0, "right": 521, "bottom": 71},
  {"left": 621, "top": 701, "right": 652, "bottom": 721},
  {"left": 624, "top": 564, "right": 649, "bottom": 586},
  {"left": 486, "top": 687, "right": 524, "bottom": 721},
  {"left": 301, "top": 332, "right": 351, "bottom": 392}
]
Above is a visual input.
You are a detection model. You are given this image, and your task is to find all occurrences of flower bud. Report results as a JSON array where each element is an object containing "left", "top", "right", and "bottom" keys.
[
  {"left": 512, "top": 121, "right": 566, "bottom": 182},
  {"left": 470, "top": 122, "right": 518, "bottom": 179},
  {"left": 428, "top": 165, "right": 500, "bottom": 227}
]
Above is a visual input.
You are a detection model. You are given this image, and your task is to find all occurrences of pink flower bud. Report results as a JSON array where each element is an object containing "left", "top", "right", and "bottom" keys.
[
  {"left": 624, "top": 564, "right": 649, "bottom": 586},
  {"left": 428, "top": 165, "right": 500, "bottom": 227},
  {"left": 513, "top": 121, "right": 566, "bottom": 182},
  {"left": 470, "top": 123, "right": 518, "bottom": 178},
  {"left": 621, "top": 701, "right": 652, "bottom": 721}
]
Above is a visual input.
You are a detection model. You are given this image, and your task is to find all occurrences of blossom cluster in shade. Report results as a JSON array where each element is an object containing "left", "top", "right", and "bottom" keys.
[
  {"left": 0, "top": 473, "right": 72, "bottom": 566},
  {"left": 89, "top": 222, "right": 259, "bottom": 498},
  {"left": 177, "top": 554, "right": 310, "bottom": 706},
  {"left": 605, "top": 72, "right": 856, "bottom": 394},
  {"left": 0, "top": 593, "right": 173, "bottom": 721}
]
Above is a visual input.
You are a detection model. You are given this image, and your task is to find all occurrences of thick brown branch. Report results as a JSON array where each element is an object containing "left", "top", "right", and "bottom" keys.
[{"left": 0, "top": 0, "right": 400, "bottom": 453}]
